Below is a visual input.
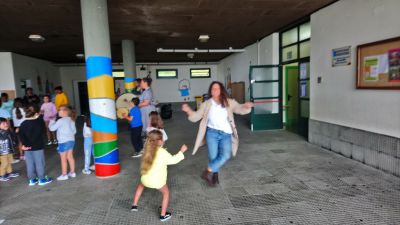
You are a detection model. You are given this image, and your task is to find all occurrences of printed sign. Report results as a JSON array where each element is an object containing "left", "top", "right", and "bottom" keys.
[{"left": 332, "top": 46, "right": 351, "bottom": 67}]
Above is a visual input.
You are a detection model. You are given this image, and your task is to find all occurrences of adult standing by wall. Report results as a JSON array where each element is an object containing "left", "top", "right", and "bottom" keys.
[
  {"left": 138, "top": 77, "right": 156, "bottom": 135},
  {"left": 182, "top": 81, "right": 253, "bottom": 186},
  {"left": 54, "top": 86, "right": 69, "bottom": 110},
  {"left": 22, "top": 88, "right": 40, "bottom": 106}
]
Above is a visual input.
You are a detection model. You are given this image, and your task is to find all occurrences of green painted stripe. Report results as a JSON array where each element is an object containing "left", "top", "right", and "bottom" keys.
[{"left": 94, "top": 140, "right": 118, "bottom": 157}]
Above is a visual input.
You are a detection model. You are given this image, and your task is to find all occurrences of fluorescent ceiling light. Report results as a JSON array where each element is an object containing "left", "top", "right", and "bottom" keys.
[
  {"left": 76, "top": 53, "right": 85, "bottom": 58},
  {"left": 28, "top": 34, "right": 45, "bottom": 42},
  {"left": 198, "top": 35, "right": 210, "bottom": 42}
]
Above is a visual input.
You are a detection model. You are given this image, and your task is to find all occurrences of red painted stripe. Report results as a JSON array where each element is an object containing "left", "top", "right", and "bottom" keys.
[
  {"left": 95, "top": 164, "right": 120, "bottom": 177},
  {"left": 255, "top": 99, "right": 279, "bottom": 104}
]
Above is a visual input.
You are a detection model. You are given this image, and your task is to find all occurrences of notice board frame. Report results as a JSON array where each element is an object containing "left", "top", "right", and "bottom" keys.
[{"left": 356, "top": 36, "right": 400, "bottom": 89}]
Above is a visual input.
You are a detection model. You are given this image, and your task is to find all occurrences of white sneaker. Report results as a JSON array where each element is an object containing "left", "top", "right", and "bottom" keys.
[
  {"left": 68, "top": 172, "right": 76, "bottom": 178},
  {"left": 82, "top": 169, "right": 91, "bottom": 175},
  {"left": 89, "top": 165, "right": 95, "bottom": 171},
  {"left": 57, "top": 174, "right": 69, "bottom": 181},
  {"left": 46, "top": 140, "right": 52, "bottom": 146},
  {"left": 12, "top": 159, "right": 20, "bottom": 164}
]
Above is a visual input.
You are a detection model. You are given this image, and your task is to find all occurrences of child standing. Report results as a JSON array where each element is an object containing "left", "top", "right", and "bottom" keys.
[
  {"left": 19, "top": 104, "right": 53, "bottom": 186},
  {"left": 146, "top": 111, "right": 168, "bottom": 142},
  {"left": 0, "top": 117, "right": 19, "bottom": 181},
  {"left": 40, "top": 95, "right": 57, "bottom": 145},
  {"left": 131, "top": 130, "right": 187, "bottom": 222},
  {"left": 49, "top": 105, "right": 76, "bottom": 181},
  {"left": 82, "top": 115, "right": 93, "bottom": 175},
  {"left": 12, "top": 98, "right": 26, "bottom": 160},
  {"left": 123, "top": 97, "right": 143, "bottom": 158}
]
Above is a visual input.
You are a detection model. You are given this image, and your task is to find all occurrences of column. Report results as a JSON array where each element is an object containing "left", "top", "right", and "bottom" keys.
[
  {"left": 122, "top": 40, "right": 137, "bottom": 93},
  {"left": 81, "top": 0, "right": 120, "bottom": 177}
]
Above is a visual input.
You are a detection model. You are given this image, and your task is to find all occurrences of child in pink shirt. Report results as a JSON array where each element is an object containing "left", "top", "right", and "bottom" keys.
[{"left": 40, "top": 95, "right": 57, "bottom": 145}]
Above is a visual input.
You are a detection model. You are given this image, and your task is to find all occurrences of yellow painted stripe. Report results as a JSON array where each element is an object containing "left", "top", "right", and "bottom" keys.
[{"left": 88, "top": 75, "right": 115, "bottom": 99}]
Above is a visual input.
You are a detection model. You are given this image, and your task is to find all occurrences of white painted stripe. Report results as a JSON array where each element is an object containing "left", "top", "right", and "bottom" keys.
[{"left": 89, "top": 98, "right": 117, "bottom": 120}]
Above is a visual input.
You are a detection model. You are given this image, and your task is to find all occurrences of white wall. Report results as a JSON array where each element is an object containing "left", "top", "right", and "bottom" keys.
[
  {"left": 59, "top": 64, "right": 218, "bottom": 106},
  {"left": 11, "top": 53, "right": 61, "bottom": 97},
  {"left": 310, "top": 0, "right": 400, "bottom": 138},
  {"left": 218, "top": 33, "right": 279, "bottom": 101},
  {"left": 0, "top": 52, "right": 16, "bottom": 91}
]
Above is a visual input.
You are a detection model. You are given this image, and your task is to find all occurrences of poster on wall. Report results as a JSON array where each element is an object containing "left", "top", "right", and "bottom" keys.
[
  {"left": 332, "top": 46, "right": 351, "bottom": 67},
  {"left": 388, "top": 48, "right": 400, "bottom": 82},
  {"left": 356, "top": 36, "right": 400, "bottom": 89}
]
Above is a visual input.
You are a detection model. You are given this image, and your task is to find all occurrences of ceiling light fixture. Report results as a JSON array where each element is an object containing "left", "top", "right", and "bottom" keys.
[
  {"left": 28, "top": 34, "right": 45, "bottom": 42},
  {"left": 187, "top": 53, "right": 194, "bottom": 59},
  {"left": 198, "top": 35, "right": 210, "bottom": 42},
  {"left": 76, "top": 53, "right": 85, "bottom": 59},
  {"left": 140, "top": 65, "right": 146, "bottom": 71},
  {"left": 157, "top": 47, "right": 245, "bottom": 53}
]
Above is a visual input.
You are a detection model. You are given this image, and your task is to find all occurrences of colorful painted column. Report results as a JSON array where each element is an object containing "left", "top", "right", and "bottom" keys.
[
  {"left": 81, "top": 0, "right": 120, "bottom": 177},
  {"left": 122, "top": 40, "right": 137, "bottom": 93}
]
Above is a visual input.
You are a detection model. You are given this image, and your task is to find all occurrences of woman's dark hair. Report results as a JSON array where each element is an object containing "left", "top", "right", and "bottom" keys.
[
  {"left": 208, "top": 81, "right": 230, "bottom": 108},
  {"left": 142, "top": 77, "right": 152, "bottom": 86},
  {"left": 131, "top": 97, "right": 140, "bottom": 106},
  {"left": 24, "top": 104, "right": 39, "bottom": 118},
  {"left": 14, "top": 98, "right": 24, "bottom": 120}
]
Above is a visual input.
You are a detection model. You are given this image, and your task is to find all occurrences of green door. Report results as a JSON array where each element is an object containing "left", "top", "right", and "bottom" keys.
[
  {"left": 250, "top": 65, "right": 282, "bottom": 131},
  {"left": 285, "top": 66, "right": 299, "bottom": 132}
]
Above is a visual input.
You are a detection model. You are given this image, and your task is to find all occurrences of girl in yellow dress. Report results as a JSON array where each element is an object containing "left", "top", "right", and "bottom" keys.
[{"left": 131, "top": 130, "right": 187, "bottom": 222}]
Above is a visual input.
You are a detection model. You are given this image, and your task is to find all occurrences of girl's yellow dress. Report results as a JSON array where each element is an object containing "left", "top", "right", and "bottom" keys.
[{"left": 141, "top": 147, "right": 184, "bottom": 189}]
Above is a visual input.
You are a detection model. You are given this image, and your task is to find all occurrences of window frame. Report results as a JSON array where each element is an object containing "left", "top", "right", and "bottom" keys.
[{"left": 156, "top": 69, "right": 178, "bottom": 79}]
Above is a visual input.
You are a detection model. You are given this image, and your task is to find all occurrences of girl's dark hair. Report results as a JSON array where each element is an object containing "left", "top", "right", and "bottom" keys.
[
  {"left": 24, "top": 104, "right": 39, "bottom": 118},
  {"left": 149, "top": 111, "right": 163, "bottom": 129},
  {"left": 84, "top": 114, "right": 91, "bottom": 128},
  {"left": 208, "top": 81, "right": 230, "bottom": 108},
  {"left": 142, "top": 77, "right": 152, "bottom": 86},
  {"left": 14, "top": 98, "right": 24, "bottom": 120},
  {"left": 44, "top": 94, "right": 51, "bottom": 100},
  {"left": 131, "top": 97, "right": 140, "bottom": 106}
]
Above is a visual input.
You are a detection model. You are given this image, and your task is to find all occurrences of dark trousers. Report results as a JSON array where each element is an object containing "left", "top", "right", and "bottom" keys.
[{"left": 130, "top": 126, "right": 143, "bottom": 153}]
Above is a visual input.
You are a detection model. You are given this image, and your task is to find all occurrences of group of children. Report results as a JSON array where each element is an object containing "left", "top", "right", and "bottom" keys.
[
  {"left": 2, "top": 94, "right": 187, "bottom": 222},
  {"left": 0, "top": 93, "right": 95, "bottom": 184},
  {"left": 123, "top": 97, "right": 186, "bottom": 222}
]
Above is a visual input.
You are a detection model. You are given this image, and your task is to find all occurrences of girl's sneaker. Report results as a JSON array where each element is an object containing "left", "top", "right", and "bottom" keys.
[
  {"left": 68, "top": 172, "right": 77, "bottom": 178},
  {"left": 160, "top": 212, "right": 172, "bottom": 222},
  {"left": 39, "top": 176, "right": 53, "bottom": 186},
  {"left": 89, "top": 165, "right": 95, "bottom": 171},
  {"left": 7, "top": 172, "right": 19, "bottom": 178},
  {"left": 130, "top": 205, "right": 138, "bottom": 212},
  {"left": 52, "top": 140, "right": 58, "bottom": 145},
  {"left": 82, "top": 169, "right": 91, "bottom": 175},
  {"left": 29, "top": 178, "right": 39, "bottom": 186},
  {"left": 46, "top": 140, "right": 52, "bottom": 146},
  {"left": 0, "top": 176, "right": 10, "bottom": 182},
  {"left": 57, "top": 174, "right": 69, "bottom": 181}
]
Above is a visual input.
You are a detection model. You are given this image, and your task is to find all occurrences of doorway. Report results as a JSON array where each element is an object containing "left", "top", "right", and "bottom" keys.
[
  {"left": 78, "top": 81, "right": 89, "bottom": 116},
  {"left": 284, "top": 64, "right": 299, "bottom": 132}
]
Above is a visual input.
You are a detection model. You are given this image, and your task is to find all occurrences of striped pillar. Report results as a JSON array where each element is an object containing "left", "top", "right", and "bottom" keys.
[
  {"left": 81, "top": 0, "right": 120, "bottom": 177},
  {"left": 122, "top": 40, "right": 137, "bottom": 93}
]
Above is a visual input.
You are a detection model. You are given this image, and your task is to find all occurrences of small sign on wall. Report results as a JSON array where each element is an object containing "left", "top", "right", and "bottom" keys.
[{"left": 332, "top": 46, "right": 351, "bottom": 67}]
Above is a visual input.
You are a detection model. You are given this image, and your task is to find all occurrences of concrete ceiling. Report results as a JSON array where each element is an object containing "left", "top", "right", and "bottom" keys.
[{"left": 0, "top": 0, "right": 336, "bottom": 63}]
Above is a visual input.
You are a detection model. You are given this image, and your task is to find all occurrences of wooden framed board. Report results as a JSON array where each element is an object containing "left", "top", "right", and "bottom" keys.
[{"left": 356, "top": 36, "right": 400, "bottom": 89}]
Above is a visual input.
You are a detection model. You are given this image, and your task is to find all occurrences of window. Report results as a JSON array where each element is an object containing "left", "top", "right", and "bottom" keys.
[
  {"left": 190, "top": 68, "right": 211, "bottom": 78},
  {"left": 156, "top": 69, "right": 178, "bottom": 79},
  {"left": 112, "top": 70, "right": 125, "bottom": 77}
]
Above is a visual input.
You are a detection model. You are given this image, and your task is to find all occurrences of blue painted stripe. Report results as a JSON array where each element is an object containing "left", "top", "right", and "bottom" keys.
[
  {"left": 124, "top": 77, "right": 136, "bottom": 82},
  {"left": 91, "top": 113, "right": 117, "bottom": 134},
  {"left": 95, "top": 149, "right": 119, "bottom": 164},
  {"left": 86, "top": 56, "right": 112, "bottom": 80}
]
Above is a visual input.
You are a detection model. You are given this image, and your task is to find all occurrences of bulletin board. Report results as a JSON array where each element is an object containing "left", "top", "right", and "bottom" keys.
[{"left": 356, "top": 36, "right": 400, "bottom": 89}]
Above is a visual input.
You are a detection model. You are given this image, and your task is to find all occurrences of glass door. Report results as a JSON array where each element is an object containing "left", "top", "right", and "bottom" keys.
[
  {"left": 249, "top": 65, "right": 282, "bottom": 131},
  {"left": 298, "top": 61, "right": 310, "bottom": 137}
]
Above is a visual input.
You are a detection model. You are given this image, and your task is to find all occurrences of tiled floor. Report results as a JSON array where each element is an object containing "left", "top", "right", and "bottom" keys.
[{"left": 0, "top": 111, "right": 399, "bottom": 225}]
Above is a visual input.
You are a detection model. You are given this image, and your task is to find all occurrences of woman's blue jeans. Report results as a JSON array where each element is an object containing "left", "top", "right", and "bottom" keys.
[{"left": 206, "top": 127, "right": 232, "bottom": 173}]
